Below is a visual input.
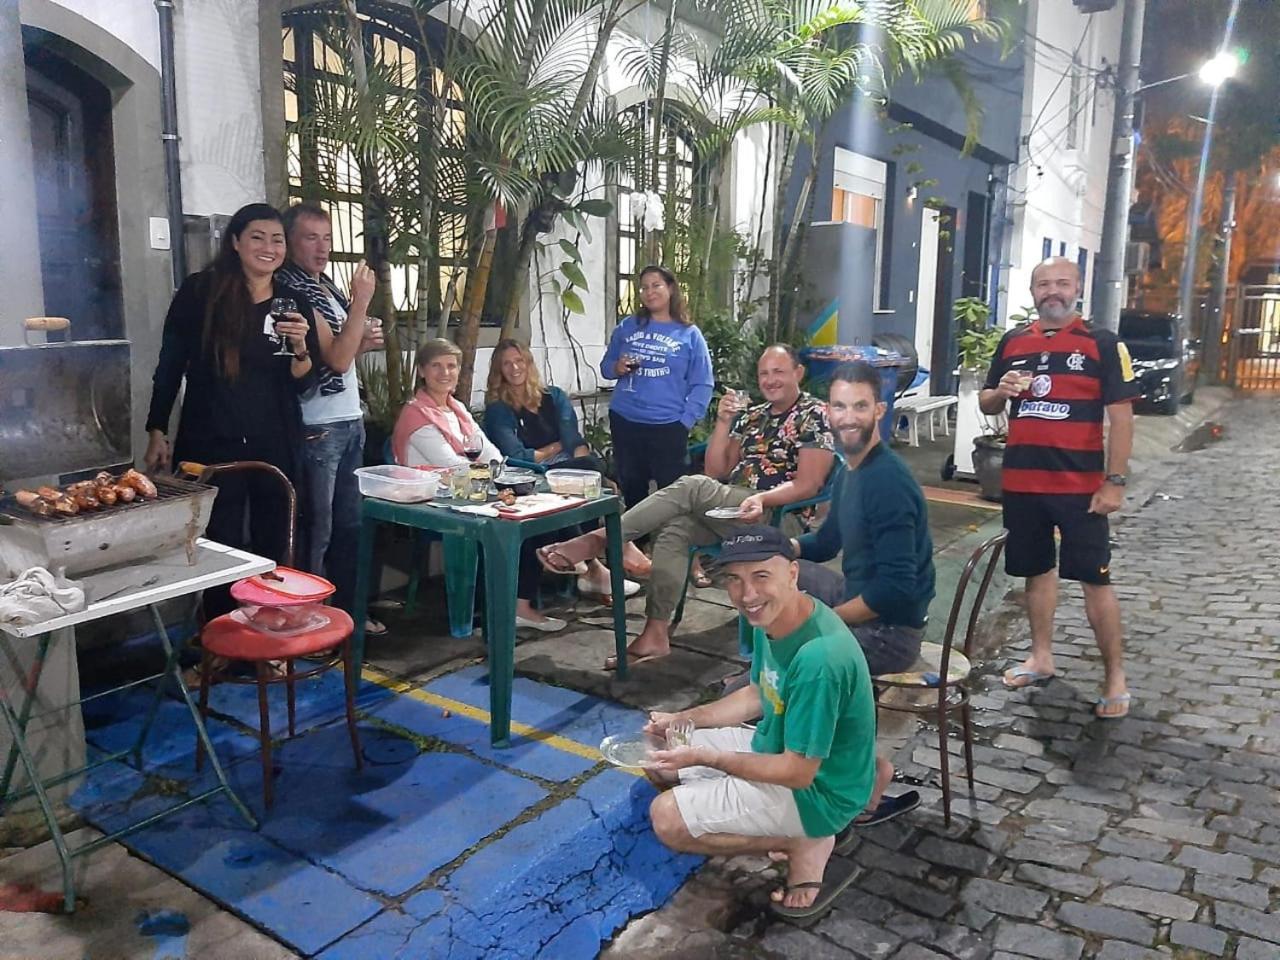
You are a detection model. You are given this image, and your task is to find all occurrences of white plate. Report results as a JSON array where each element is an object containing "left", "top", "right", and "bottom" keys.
[
  {"left": 705, "top": 506, "right": 746, "bottom": 520},
  {"left": 598, "top": 732, "right": 667, "bottom": 769}
]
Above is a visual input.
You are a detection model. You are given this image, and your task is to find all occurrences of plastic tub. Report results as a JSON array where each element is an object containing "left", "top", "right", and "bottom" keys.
[
  {"left": 355, "top": 464, "right": 440, "bottom": 502},
  {"left": 545, "top": 468, "right": 601, "bottom": 496}
]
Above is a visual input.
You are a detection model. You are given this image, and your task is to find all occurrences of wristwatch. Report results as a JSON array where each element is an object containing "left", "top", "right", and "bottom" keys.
[{"left": 1104, "top": 473, "right": 1127, "bottom": 486}]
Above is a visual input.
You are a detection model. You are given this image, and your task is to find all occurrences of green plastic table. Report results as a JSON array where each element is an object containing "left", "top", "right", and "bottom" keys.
[{"left": 350, "top": 492, "right": 629, "bottom": 746}]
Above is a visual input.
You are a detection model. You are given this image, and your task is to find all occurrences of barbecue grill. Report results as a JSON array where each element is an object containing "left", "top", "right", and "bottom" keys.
[{"left": 0, "top": 318, "right": 215, "bottom": 578}]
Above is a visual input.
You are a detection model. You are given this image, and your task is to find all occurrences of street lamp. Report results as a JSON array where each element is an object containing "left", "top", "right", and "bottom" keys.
[
  {"left": 1197, "top": 50, "right": 1240, "bottom": 87},
  {"left": 1175, "top": 3, "right": 1244, "bottom": 359}
]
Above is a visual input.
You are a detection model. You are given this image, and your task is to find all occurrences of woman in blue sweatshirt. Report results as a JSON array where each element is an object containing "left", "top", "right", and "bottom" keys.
[{"left": 600, "top": 265, "right": 714, "bottom": 507}]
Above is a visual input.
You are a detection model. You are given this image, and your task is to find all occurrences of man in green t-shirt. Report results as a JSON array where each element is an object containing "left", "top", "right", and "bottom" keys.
[{"left": 645, "top": 525, "right": 877, "bottom": 920}]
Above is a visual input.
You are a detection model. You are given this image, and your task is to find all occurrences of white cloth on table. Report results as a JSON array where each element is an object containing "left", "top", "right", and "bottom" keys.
[{"left": 0, "top": 567, "right": 86, "bottom": 626}]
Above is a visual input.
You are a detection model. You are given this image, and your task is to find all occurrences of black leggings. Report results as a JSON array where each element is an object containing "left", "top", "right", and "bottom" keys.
[{"left": 609, "top": 412, "right": 688, "bottom": 509}]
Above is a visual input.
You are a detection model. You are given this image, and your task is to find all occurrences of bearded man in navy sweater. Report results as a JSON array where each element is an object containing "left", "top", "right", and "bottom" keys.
[{"left": 790, "top": 360, "right": 936, "bottom": 830}]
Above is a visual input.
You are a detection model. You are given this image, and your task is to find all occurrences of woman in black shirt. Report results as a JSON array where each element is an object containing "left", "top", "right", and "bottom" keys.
[{"left": 144, "top": 202, "right": 320, "bottom": 569}]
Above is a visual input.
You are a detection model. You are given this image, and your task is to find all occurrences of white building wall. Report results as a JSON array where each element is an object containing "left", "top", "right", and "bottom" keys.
[
  {"left": 1003, "top": 0, "right": 1123, "bottom": 325},
  {"left": 37, "top": 0, "right": 160, "bottom": 69},
  {"left": 173, "top": 0, "right": 266, "bottom": 216}
]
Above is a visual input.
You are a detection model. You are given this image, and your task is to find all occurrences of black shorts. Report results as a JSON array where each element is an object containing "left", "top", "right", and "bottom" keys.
[{"left": 1002, "top": 492, "right": 1111, "bottom": 585}]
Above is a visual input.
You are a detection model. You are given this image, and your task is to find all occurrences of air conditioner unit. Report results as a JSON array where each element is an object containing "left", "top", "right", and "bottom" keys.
[
  {"left": 1125, "top": 241, "right": 1150, "bottom": 275},
  {"left": 1074, "top": 0, "right": 1118, "bottom": 11}
]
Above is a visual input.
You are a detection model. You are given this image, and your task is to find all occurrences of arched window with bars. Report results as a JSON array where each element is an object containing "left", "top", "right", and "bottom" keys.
[
  {"left": 282, "top": 2, "right": 468, "bottom": 327},
  {"left": 615, "top": 100, "right": 702, "bottom": 317}
]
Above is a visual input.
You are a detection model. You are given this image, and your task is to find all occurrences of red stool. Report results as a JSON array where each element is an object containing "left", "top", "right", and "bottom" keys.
[{"left": 195, "top": 607, "right": 363, "bottom": 809}]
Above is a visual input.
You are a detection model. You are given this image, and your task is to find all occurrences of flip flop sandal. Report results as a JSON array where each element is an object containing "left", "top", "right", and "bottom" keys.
[
  {"left": 1094, "top": 692, "right": 1132, "bottom": 719},
  {"left": 691, "top": 570, "right": 714, "bottom": 589},
  {"left": 536, "top": 546, "right": 589, "bottom": 576},
  {"left": 364, "top": 618, "right": 388, "bottom": 636},
  {"left": 603, "top": 650, "right": 668, "bottom": 671},
  {"left": 834, "top": 790, "right": 921, "bottom": 854},
  {"left": 1002, "top": 666, "right": 1056, "bottom": 689},
  {"left": 770, "top": 856, "right": 858, "bottom": 923}
]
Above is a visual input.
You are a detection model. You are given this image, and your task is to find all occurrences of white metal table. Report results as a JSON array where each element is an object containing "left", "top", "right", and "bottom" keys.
[{"left": 0, "top": 539, "right": 273, "bottom": 911}]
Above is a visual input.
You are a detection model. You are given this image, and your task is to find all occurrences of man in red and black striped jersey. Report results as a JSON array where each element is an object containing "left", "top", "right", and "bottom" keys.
[{"left": 979, "top": 257, "right": 1140, "bottom": 720}]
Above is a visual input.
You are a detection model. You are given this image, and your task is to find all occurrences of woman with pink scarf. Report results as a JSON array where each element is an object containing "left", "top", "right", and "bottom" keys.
[{"left": 392, "top": 339, "right": 565, "bottom": 632}]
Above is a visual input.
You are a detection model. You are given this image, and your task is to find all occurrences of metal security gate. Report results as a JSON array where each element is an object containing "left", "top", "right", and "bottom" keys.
[{"left": 1222, "top": 284, "right": 1280, "bottom": 391}]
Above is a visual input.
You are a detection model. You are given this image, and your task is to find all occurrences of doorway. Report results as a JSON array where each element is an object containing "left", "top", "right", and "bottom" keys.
[
  {"left": 24, "top": 42, "right": 123, "bottom": 341},
  {"left": 914, "top": 208, "right": 941, "bottom": 395},
  {"left": 928, "top": 206, "right": 957, "bottom": 395}
]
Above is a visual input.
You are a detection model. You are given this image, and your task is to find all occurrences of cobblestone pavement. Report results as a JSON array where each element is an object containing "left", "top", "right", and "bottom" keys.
[{"left": 607, "top": 397, "right": 1280, "bottom": 960}]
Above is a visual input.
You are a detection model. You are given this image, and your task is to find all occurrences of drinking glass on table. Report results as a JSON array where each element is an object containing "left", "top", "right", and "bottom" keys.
[
  {"left": 268, "top": 297, "right": 298, "bottom": 357},
  {"left": 462, "top": 432, "right": 484, "bottom": 463}
]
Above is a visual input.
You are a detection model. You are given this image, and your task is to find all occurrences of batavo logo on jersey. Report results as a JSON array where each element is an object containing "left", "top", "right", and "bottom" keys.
[
  {"left": 1116, "top": 341, "right": 1136, "bottom": 381},
  {"left": 1017, "top": 400, "right": 1071, "bottom": 420}
]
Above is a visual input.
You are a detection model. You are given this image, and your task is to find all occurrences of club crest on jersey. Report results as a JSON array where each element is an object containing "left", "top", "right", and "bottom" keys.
[
  {"left": 1017, "top": 400, "right": 1070, "bottom": 420},
  {"left": 1031, "top": 374, "right": 1052, "bottom": 397},
  {"left": 1066, "top": 350, "right": 1086, "bottom": 372},
  {"left": 1039, "top": 351, "right": 1050, "bottom": 369}
]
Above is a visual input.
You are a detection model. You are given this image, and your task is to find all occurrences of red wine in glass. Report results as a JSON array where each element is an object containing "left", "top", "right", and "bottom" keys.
[
  {"left": 269, "top": 297, "right": 297, "bottom": 356},
  {"left": 622, "top": 353, "right": 642, "bottom": 391},
  {"left": 463, "top": 434, "right": 483, "bottom": 462}
]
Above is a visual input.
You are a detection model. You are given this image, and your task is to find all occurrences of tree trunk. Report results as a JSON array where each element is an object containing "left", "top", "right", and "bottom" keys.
[
  {"left": 742, "top": 119, "right": 775, "bottom": 329},
  {"left": 455, "top": 209, "right": 499, "bottom": 402},
  {"left": 643, "top": 0, "right": 679, "bottom": 264},
  {"left": 341, "top": 0, "right": 404, "bottom": 407},
  {"left": 499, "top": 0, "right": 628, "bottom": 337},
  {"left": 778, "top": 148, "right": 821, "bottom": 341},
  {"left": 767, "top": 127, "right": 798, "bottom": 342}
]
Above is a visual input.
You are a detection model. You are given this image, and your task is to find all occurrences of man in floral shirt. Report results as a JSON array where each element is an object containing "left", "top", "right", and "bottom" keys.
[{"left": 538, "top": 345, "right": 835, "bottom": 669}]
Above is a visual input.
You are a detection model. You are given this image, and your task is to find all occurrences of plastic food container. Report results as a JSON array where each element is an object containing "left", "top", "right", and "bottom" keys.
[
  {"left": 232, "top": 603, "right": 329, "bottom": 636},
  {"left": 545, "top": 468, "right": 601, "bottom": 496},
  {"left": 355, "top": 464, "right": 440, "bottom": 502}
]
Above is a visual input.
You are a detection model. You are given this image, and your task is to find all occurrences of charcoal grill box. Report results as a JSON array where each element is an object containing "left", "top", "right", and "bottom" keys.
[{"left": 0, "top": 333, "right": 216, "bottom": 579}]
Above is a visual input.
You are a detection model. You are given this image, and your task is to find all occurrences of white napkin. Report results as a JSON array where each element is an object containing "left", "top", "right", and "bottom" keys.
[{"left": 0, "top": 567, "right": 86, "bottom": 626}]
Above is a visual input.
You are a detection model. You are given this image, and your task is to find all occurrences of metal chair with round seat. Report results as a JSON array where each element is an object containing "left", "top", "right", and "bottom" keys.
[
  {"left": 874, "top": 531, "right": 1007, "bottom": 827},
  {"left": 196, "top": 606, "right": 363, "bottom": 809},
  {"left": 182, "top": 460, "right": 364, "bottom": 809}
]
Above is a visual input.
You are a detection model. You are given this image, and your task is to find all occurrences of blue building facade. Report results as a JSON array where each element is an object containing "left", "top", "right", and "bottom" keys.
[{"left": 790, "top": 40, "right": 1024, "bottom": 395}]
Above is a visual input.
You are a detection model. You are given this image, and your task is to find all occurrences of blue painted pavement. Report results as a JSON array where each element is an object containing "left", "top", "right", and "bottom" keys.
[{"left": 71, "top": 665, "right": 701, "bottom": 957}]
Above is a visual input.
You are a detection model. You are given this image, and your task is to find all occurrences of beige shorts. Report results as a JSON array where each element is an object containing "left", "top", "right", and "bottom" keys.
[{"left": 671, "top": 727, "right": 807, "bottom": 839}]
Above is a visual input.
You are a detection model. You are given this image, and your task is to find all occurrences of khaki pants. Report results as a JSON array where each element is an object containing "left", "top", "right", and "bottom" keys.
[{"left": 620, "top": 475, "right": 752, "bottom": 621}]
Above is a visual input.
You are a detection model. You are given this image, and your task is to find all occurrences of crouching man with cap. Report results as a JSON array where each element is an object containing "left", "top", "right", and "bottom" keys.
[{"left": 645, "top": 525, "right": 876, "bottom": 920}]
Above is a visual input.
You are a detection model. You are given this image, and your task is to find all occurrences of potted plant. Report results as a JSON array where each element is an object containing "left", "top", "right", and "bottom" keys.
[{"left": 949, "top": 297, "right": 1007, "bottom": 498}]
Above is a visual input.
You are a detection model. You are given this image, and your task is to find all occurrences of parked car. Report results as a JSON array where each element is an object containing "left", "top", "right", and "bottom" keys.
[{"left": 1118, "top": 310, "right": 1201, "bottom": 415}]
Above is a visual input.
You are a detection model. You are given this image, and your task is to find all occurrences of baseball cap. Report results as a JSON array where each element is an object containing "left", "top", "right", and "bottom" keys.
[{"left": 715, "top": 525, "right": 796, "bottom": 565}]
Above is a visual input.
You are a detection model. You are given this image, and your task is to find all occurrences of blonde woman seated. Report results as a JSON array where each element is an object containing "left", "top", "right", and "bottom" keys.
[
  {"left": 483, "top": 339, "right": 639, "bottom": 602},
  {"left": 391, "top": 338, "right": 566, "bottom": 632}
]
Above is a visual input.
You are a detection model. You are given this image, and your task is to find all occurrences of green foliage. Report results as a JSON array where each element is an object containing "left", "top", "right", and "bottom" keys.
[{"left": 954, "top": 296, "right": 1002, "bottom": 371}]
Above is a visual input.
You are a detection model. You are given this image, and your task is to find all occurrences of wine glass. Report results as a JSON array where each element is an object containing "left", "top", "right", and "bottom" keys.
[
  {"left": 622, "top": 352, "right": 642, "bottom": 392},
  {"left": 269, "top": 297, "right": 298, "bottom": 357},
  {"left": 462, "top": 432, "right": 483, "bottom": 462}
]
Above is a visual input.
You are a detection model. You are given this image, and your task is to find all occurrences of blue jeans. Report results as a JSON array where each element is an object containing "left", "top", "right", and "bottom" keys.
[
  {"left": 797, "top": 560, "right": 923, "bottom": 676},
  {"left": 303, "top": 418, "right": 365, "bottom": 614}
]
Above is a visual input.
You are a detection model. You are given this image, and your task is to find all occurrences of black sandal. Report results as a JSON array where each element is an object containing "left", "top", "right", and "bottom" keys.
[{"left": 770, "top": 856, "right": 858, "bottom": 922}]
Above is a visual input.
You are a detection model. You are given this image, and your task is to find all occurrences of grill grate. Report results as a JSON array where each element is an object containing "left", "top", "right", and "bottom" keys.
[{"left": 0, "top": 475, "right": 208, "bottom": 526}]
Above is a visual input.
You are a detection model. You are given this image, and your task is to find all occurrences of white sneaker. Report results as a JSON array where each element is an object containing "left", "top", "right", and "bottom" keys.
[
  {"left": 576, "top": 577, "right": 641, "bottom": 598},
  {"left": 515, "top": 614, "right": 567, "bottom": 633}
]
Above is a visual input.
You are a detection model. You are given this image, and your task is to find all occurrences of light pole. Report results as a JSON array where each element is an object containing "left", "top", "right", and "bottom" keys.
[
  {"left": 1094, "top": 0, "right": 1146, "bottom": 333},
  {"left": 1094, "top": 36, "right": 1239, "bottom": 331},
  {"left": 1175, "top": 19, "right": 1243, "bottom": 335}
]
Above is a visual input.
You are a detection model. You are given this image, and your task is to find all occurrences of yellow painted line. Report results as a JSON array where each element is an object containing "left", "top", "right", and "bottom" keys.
[
  {"left": 361, "top": 665, "right": 643, "bottom": 777},
  {"left": 921, "top": 485, "right": 1003, "bottom": 512}
]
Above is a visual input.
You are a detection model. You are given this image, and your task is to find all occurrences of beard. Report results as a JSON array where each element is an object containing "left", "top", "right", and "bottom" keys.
[
  {"left": 1036, "top": 295, "right": 1075, "bottom": 321},
  {"left": 838, "top": 422, "right": 875, "bottom": 456}
]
